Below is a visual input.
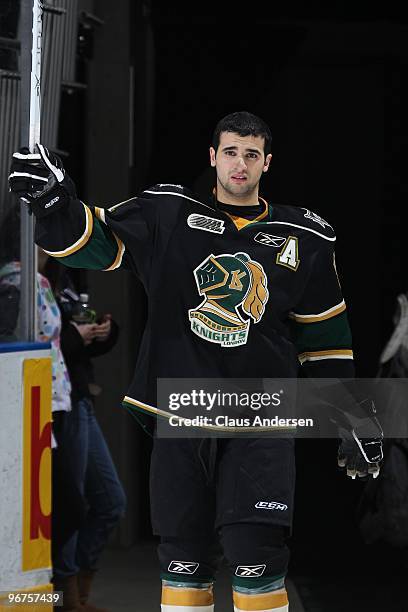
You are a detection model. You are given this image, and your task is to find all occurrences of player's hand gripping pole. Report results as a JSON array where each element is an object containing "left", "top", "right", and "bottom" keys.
[{"left": 9, "top": 145, "right": 76, "bottom": 217}]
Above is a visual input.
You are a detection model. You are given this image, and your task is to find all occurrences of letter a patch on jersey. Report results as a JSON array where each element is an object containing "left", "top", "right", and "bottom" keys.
[
  {"left": 276, "top": 236, "right": 300, "bottom": 271},
  {"left": 188, "top": 252, "right": 269, "bottom": 348}
]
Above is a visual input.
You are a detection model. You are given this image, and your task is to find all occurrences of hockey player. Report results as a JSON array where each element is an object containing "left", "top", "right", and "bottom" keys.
[{"left": 9, "top": 112, "right": 383, "bottom": 612}]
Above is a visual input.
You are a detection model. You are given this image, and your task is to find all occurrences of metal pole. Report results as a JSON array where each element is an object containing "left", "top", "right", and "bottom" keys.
[{"left": 19, "top": 0, "right": 43, "bottom": 342}]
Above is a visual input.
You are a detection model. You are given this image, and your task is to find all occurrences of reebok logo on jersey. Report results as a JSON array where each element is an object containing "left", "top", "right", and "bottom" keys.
[
  {"left": 254, "top": 232, "right": 286, "bottom": 247},
  {"left": 302, "top": 208, "right": 332, "bottom": 229},
  {"left": 189, "top": 252, "right": 269, "bottom": 348},
  {"left": 235, "top": 564, "right": 266, "bottom": 577},
  {"left": 255, "top": 501, "right": 288, "bottom": 511},
  {"left": 168, "top": 561, "right": 199, "bottom": 575},
  {"left": 187, "top": 214, "right": 225, "bottom": 234}
]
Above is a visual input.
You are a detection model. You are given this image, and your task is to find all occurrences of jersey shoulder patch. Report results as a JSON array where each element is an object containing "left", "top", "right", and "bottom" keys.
[{"left": 272, "top": 204, "right": 336, "bottom": 242}]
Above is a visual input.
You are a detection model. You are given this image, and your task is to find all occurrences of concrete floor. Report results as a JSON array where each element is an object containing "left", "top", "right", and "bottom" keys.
[{"left": 92, "top": 541, "right": 306, "bottom": 611}]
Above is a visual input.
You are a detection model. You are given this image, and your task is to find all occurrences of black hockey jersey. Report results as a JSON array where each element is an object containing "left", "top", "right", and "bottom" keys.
[{"left": 34, "top": 184, "right": 354, "bottom": 419}]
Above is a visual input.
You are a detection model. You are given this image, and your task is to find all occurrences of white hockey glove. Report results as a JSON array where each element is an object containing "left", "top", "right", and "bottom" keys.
[
  {"left": 8, "top": 144, "right": 76, "bottom": 217},
  {"left": 335, "top": 399, "right": 384, "bottom": 479}
]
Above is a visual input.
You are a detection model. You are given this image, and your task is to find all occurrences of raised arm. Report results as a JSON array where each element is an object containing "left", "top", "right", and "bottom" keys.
[
  {"left": 9, "top": 145, "right": 123, "bottom": 271},
  {"left": 8, "top": 145, "right": 157, "bottom": 277}
]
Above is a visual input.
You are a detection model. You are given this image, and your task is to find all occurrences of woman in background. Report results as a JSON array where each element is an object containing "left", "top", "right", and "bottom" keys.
[
  {"left": 51, "top": 261, "right": 126, "bottom": 612},
  {"left": 0, "top": 206, "right": 126, "bottom": 612}
]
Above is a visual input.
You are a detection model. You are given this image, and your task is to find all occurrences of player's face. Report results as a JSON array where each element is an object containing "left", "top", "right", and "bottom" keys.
[{"left": 209, "top": 132, "right": 272, "bottom": 203}]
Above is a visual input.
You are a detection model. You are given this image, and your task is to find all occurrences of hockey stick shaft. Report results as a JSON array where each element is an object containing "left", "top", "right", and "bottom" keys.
[
  {"left": 29, "top": 0, "right": 42, "bottom": 150},
  {"left": 19, "top": 0, "right": 43, "bottom": 341}
]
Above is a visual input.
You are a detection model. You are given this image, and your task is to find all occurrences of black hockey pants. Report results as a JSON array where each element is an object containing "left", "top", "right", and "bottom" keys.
[{"left": 150, "top": 437, "right": 295, "bottom": 583}]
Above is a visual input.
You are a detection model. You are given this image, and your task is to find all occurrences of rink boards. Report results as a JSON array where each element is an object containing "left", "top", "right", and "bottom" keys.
[{"left": 0, "top": 344, "right": 53, "bottom": 611}]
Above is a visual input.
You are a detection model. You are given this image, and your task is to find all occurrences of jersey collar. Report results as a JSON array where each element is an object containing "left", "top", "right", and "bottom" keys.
[{"left": 212, "top": 188, "right": 270, "bottom": 231}]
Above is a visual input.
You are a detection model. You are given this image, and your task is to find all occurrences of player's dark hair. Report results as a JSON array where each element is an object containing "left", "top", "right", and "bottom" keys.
[{"left": 212, "top": 111, "right": 272, "bottom": 156}]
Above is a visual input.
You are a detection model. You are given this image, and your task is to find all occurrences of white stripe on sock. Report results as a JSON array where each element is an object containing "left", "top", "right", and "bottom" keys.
[
  {"left": 234, "top": 605, "right": 288, "bottom": 612},
  {"left": 161, "top": 606, "right": 214, "bottom": 612}
]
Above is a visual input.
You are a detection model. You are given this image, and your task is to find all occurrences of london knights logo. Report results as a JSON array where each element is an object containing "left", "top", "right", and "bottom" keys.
[{"left": 188, "top": 252, "right": 269, "bottom": 347}]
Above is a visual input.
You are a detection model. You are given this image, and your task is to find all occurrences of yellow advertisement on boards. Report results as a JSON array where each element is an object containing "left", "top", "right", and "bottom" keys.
[{"left": 22, "top": 358, "right": 52, "bottom": 571}]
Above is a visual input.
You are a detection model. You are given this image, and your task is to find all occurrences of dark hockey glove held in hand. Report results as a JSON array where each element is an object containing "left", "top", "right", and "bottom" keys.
[
  {"left": 8, "top": 144, "right": 76, "bottom": 217},
  {"left": 335, "top": 399, "right": 384, "bottom": 480}
]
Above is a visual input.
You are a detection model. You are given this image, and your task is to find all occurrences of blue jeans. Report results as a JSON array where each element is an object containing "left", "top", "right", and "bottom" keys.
[{"left": 52, "top": 398, "right": 126, "bottom": 578}]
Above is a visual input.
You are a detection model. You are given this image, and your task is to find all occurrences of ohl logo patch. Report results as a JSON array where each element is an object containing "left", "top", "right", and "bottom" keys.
[{"left": 188, "top": 252, "right": 269, "bottom": 348}]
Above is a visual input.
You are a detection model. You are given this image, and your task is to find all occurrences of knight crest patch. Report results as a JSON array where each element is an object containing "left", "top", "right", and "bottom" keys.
[{"left": 188, "top": 252, "right": 269, "bottom": 347}]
